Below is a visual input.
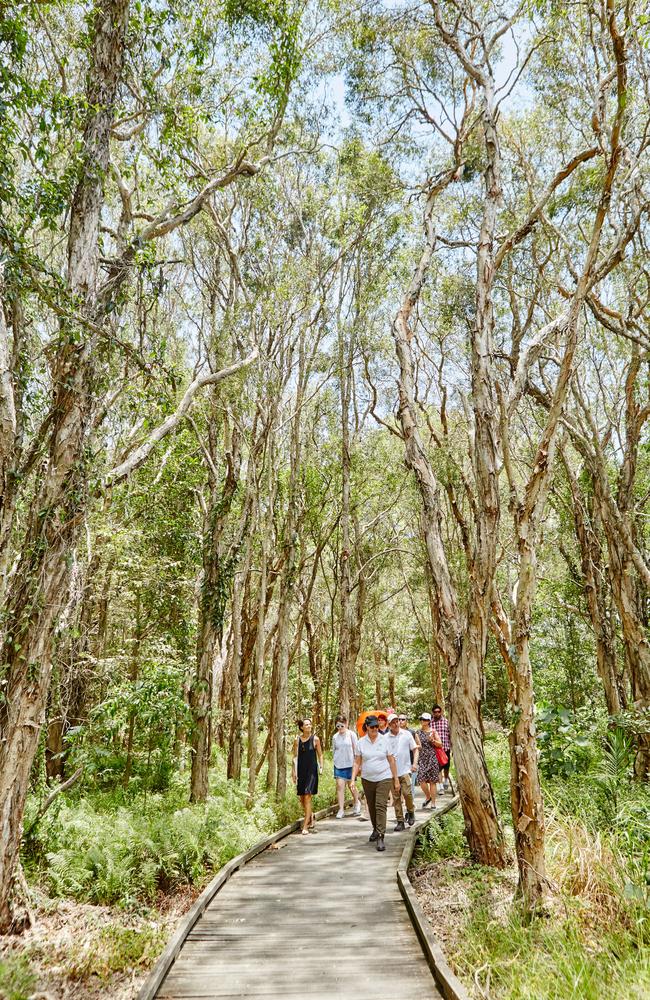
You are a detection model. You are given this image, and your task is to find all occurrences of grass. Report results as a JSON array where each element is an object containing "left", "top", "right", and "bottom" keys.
[
  {"left": 0, "top": 955, "right": 37, "bottom": 1000},
  {"left": 412, "top": 732, "right": 650, "bottom": 1000},
  {"left": 63, "top": 923, "right": 166, "bottom": 981}
]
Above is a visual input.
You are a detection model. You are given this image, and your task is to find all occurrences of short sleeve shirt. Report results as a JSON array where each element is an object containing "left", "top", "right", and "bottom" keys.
[
  {"left": 356, "top": 734, "right": 393, "bottom": 781},
  {"left": 332, "top": 729, "right": 358, "bottom": 769},
  {"left": 387, "top": 730, "right": 417, "bottom": 776}
]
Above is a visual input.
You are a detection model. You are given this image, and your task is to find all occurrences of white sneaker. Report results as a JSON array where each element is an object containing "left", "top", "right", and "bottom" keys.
[
  {"left": 352, "top": 802, "right": 361, "bottom": 816},
  {"left": 336, "top": 809, "right": 345, "bottom": 819},
  {"left": 437, "top": 784, "right": 443, "bottom": 794}
]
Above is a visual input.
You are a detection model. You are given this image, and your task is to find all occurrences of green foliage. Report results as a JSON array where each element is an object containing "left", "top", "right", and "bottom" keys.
[
  {"left": 223, "top": 0, "right": 303, "bottom": 100},
  {"left": 0, "top": 955, "right": 37, "bottom": 1000},
  {"left": 416, "top": 734, "right": 650, "bottom": 999},
  {"left": 24, "top": 756, "right": 336, "bottom": 908},
  {"left": 592, "top": 728, "right": 635, "bottom": 815},
  {"left": 414, "top": 808, "right": 467, "bottom": 864},
  {"left": 455, "top": 887, "right": 650, "bottom": 1000},
  {"left": 536, "top": 705, "right": 604, "bottom": 779}
]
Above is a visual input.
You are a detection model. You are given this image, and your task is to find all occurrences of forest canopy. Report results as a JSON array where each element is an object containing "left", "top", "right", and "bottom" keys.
[{"left": 0, "top": 0, "right": 649, "bottom": 966}]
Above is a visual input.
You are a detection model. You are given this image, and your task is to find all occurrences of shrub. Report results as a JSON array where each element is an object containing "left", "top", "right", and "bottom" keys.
[
  {"left": 536, "top": 705, "right": 605, "bottom": 779},
  {"left": 415, "top": 809, "right": 467, "bottom": 864}
]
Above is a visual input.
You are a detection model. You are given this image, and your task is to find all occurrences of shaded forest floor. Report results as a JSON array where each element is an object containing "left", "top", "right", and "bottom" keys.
[{"left": 411, "top": 734, "right": 650, "bottom": 1000}]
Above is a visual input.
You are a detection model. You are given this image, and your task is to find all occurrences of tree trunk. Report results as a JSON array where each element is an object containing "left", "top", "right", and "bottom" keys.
[
  {"left": 247, "top": 515, "right": 268, "bottom": 800},
  {"left": 0, "top": 0, "right": 129, "bottom": 931},
  {"left": 337, "top": 291, "right": 358, "bottom": 719},
  {"left": 563, "top": 457, "right": 623, "bottom": 715},
  {"left": 227, "top": 539, "right": 253, "bottom": 781},
  {"left": 305, "top": 615, "right": 324, "bottom": 736},
  {"left": 190, "top": 417, "right": 240, "bottom": 802},
  {"left": 122, "top": 591, "right": 142, "bottom": 789},
  {"left": 426, "top": 572, "right": 445, "bottom": 711},
  {"left": 392, "top": 217, "right": 507, "bottom": 867}
]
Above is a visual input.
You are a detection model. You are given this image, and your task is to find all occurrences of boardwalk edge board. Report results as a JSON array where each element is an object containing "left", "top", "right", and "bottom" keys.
[
  {"left": 397, "top": 797, "right": 473, "bottom": 1000},
  {"left": 137, "top": 803, "right": 338, "bottom": 1000}
]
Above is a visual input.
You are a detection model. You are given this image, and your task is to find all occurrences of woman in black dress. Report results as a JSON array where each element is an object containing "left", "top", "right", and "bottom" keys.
[{"left": 291, "top": 719, "right": 323, "bottom": 834}]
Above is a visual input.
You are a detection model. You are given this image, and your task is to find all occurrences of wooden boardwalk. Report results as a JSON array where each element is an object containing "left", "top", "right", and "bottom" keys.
[{"left": 157, "top": 792, "right": 450, "bottom": 1000}]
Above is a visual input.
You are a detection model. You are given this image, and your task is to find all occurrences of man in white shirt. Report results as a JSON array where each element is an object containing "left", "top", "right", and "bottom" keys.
[
  {"left": 351, "top": 715, "right": 400, "bottom": 852},
  {"left": 386, "top": 713, "right": 418, "bottom": 830}
]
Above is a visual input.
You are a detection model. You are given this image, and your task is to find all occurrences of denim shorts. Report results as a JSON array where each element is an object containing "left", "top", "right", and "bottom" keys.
[{"left": 334, "top": 766, "right": 353, "bottom": 780}]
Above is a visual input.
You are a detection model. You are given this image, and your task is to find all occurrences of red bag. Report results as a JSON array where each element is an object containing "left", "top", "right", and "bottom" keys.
[{"left": 435, "top": 747, "right": 448, "bottom": 766}]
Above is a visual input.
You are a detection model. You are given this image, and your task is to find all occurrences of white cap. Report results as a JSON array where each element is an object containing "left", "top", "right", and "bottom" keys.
[
  {"left": 420, "top": 712, "right": 432, "bottom": 721},
  {"left": 387, "top": 713, "right": 398, "bottom": 723}
]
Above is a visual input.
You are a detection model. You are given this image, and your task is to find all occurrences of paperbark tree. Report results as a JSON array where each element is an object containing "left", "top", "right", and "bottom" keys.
[
  {"left": 494, "top": 0, "right": 633, "bottom": 906},
  {"left": 393, "top": 1, "right": 509, "bottom": 866},
  {"left": 0, "top": 0, "right": 130, "bottom": 930}
]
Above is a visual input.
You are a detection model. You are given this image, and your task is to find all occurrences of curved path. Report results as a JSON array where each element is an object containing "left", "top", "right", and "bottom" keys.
[{"left": 156, "top": 792, "right": 451, "bottom": 1000}]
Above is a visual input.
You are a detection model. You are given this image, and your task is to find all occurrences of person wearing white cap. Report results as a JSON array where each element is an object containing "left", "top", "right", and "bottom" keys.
[
  {"left": 416, "top": 712, "right": 442, "bottom": 809},
  {"left": 386, "top": 714, "right": 418, "bottom": 830}
]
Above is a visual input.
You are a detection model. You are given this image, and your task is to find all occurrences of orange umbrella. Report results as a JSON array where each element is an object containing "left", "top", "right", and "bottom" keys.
[{"left": 355, "top": 709, "right": 388, "bottom": 737}]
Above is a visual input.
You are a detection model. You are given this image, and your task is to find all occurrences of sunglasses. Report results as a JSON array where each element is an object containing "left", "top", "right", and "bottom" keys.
[
  {"left": 335, "top": 723, "right": 345, "bottom": 729},
  {"left": 367, "top": 724, "right": 379, "bottom": 729},
  {"left": 398, "top": 717, "right": 407, "bottom": 721}
]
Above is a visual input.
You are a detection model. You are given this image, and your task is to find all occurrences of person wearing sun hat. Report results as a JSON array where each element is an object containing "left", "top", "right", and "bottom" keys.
[{"left": 351, "top": 715, "right": 400, "bottom": 851}]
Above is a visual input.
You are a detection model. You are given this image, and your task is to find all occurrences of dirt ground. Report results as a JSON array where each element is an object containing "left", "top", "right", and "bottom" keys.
[
  {"left": 0, "top": 887, "right": 197, "bottom": 1000},
  {"left": 410, "top": 856, "right": 518, "bottom": 973}
]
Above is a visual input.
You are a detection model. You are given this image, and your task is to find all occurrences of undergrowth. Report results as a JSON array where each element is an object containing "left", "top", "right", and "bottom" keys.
[
  {"left": 413, "top": 730, "right": 650, "bottom": 1000},
  {"left": 22, "top": 753, "right": 336, "bottom": 908}
]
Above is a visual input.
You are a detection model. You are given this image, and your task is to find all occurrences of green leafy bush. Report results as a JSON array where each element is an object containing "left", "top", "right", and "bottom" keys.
[
  {"left": 415, "top": 809, "right": 467, "bottom": 864},
  {"left": 536, "top": 705, "right": 604, "bottom": 779}
]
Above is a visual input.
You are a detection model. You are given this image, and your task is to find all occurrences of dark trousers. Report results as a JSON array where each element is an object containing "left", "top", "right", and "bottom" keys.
[{"left": 361, "top": 778, "right": 392, "bottom": 835}]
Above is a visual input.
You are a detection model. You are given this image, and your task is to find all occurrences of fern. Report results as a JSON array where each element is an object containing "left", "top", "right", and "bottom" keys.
[{"left": 592, "top": 728, "right": 634, "bottom": 818}]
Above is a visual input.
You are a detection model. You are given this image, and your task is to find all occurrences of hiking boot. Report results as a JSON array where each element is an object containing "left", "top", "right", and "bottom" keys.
[
  {"left": 369, "top": 829, "right": 379, "bottom": 842},
  {"left": 406, "top": 811, "right": 415, "bottom": 827},
  {"left": 394, "top": 821, "right": 405, "bottom": 832},
  {"left": 376, "top": 835, "right": 386, "bottom": 852}
]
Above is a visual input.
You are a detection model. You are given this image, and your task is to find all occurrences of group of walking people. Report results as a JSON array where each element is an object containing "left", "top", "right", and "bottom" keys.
[{"left": 292, "top": 705, "right": 452, "bottom": 850}]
